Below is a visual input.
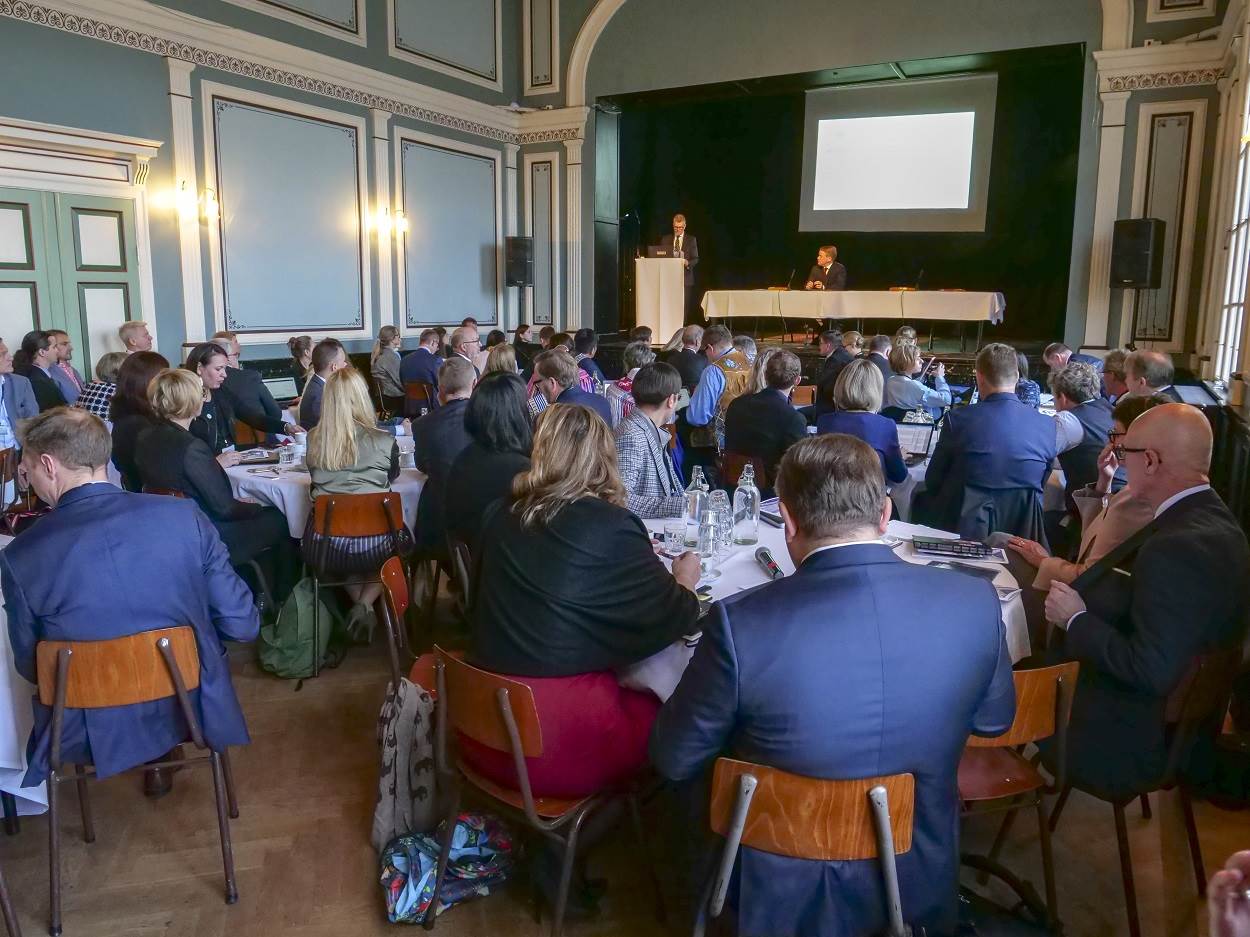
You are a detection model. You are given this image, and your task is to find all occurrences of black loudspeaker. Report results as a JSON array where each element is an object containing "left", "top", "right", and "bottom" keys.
[
  {"left": 1110, "top": 218, "right": 1165, "bottom": 289},
  {"left": 505, "top": 236, "right": 534, "bottom": 287}
]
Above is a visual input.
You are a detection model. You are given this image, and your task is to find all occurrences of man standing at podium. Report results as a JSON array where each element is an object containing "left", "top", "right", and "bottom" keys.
[
  {"left": 805, "top": 245, "right": 846, "bottom": 291},
  {"left": 660, "top": 214, "right": 699, "bottom": 323}
]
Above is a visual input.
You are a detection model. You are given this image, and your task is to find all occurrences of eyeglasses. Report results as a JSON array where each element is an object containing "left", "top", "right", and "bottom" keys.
[{"left": 1112, "top": 443, "right": 1152, "bottom": 460}]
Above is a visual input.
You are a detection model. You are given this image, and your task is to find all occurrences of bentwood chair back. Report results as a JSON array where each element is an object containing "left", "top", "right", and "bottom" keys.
[
  {"left": 698, "top": 758, "right": 914, "bottom": 937},
  {"left": 790, "top": 384, "right": 816, "bottom": 407},
  {"left": 35, "top": 626, "right": 239, "bottom": 936},
  {"left": 232, "top": 421, "right": 264, "bottom": 448},
  {"left": 959, "top": 662, "right": 1079, "bottom": 928},
  {"left": 719, "top": 451, "right": 769, "bottom": 492},
  {"left": 307, "top": 492, "right": 406, "bottom": 678},
  {"left": 141, "top": 486, "right": 187, "bottom": 499},
  {"left": 427, "top": 648, "right": 664, "bottom": 936},
  {"left": 377, "top": 555, "right": 410, "bottom": 688},
  {"left": 404, "top": 381, "right": 436, "bottom": 419}
]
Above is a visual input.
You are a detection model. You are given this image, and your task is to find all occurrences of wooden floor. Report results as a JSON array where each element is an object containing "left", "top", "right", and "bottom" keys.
[{"left": 3, "top": 613, "right": 1249, "bottom": 937}]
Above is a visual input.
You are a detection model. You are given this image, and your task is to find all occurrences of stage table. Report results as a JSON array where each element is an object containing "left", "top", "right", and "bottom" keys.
[
  {"left": 226, "top": 464, "right": 426, "bottom": 538},
  {"left": 0, "top": 535, "right": 48, "bottom": 817}
]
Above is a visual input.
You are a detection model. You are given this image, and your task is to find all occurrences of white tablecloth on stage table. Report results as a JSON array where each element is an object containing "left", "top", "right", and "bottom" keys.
[
  {"left": 0, "top": 534, "right": 48, "bottom": 815},
  {"left": 702, "top": 289, "right": 1005, "bottom": 325},
  {"left": 226, "top": 465, "right": 427, "bottom": 538},
  {"left": 902, "top": 291, "right": 1005, "bottom": 324},
  {"left": 642, "top": 518, "right": 1030, "bottom": 666}
]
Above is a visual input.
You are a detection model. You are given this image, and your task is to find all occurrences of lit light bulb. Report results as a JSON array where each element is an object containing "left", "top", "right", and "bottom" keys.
[
  {"left": 174, "top": 180, "right": 198, "bottom": 221},
  {"left": 200, "top": 188, "right": 220, "bottom": 222},
  {"left": 393, "top": 209, "right": 409, "bottom": 234}
]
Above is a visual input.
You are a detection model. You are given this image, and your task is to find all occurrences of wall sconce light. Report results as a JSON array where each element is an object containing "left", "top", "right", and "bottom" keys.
[
  {"left": 370, "top": 205, "right": 408, "bottom": 238},
  {"left": 393, "top": 208, "right": 409, "bottom": 235},
  {"left": 200, "top": 188, "right": 220, "bottom": 222},
  {"left": 174, "top": 180, "right": 199, "bottom": 222}
]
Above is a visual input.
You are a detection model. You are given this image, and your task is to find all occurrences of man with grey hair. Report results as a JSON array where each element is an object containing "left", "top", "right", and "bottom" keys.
[
  {"left": 0, "top": 337, "right": 38, "bottom": 450},
  {"left": 118, "top": 320, "right": 153, "bottom": 354},
  {"left": 0, "top": 406, "right": 257, "bottom": 797},
  {"left": 687, "top": 324, "right": 751, "bottom": 456},
  {"left": 1051, "top": 361, "right": 1114, "bottom": 500},
  {"left": 652, "top": 433, "right": 1015, "bottom": 936},
  {"left": 449, "top": 325, "right": 481, "bottom": 377},
  {"left": 1102, "top": 348, "right": 1130, "bottom": 402},
  {"left": 1125, "top": 349, "right": 1182, "bottom": 402},
  {"left": 663, "top": 324, "right": 708, "bottom": 391},
  {"left": 413, "top": 356, "right": 476, "bottom": 556},
  {"left": 722, "top": 349, "right": 808, "bottom": 490},
  {"left": 732, "top": 334, "right": 757, "bottom": 363}
]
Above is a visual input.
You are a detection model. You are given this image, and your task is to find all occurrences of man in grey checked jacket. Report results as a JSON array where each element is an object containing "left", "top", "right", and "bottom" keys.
[{"left": 615, "top": 362, "right": 686, "bottom": 519}]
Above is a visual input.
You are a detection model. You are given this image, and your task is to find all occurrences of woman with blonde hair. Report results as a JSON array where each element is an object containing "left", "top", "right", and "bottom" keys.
[
  {"left": 482, "top": 341, "right": 517, "bottom": 376},
  {"left": 882, "top": 341, "right": 950, "bottom": 420},
  {"left": 304, "top": 367, "right": 413, "bottom": 632},
  {"left": 816, "top": 359, "right": 908, "bottom": 484},
  {"left": 136, "top": 368, "right": 297, "bottom": 601},
  {"left": 370, "top": 324, "right": 404, "bottom": 414}
]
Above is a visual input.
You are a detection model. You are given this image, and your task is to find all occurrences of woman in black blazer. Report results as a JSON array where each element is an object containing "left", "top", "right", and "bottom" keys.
[
  {"left": 136, "top": 368, "right": 296, "bottom": 602},
  {"left": 444, "top": 372, "right": 532, "bottom": 552},
  {"left": 183, "top": 343, "right": 243, "bottom": 460},
  {"left": 109, "top": 351, "right": 170, "bottom": 492}
]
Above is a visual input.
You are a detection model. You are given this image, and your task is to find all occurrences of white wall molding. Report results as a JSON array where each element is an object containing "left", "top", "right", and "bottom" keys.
[
  {"left": 198, "top": 80, "right": 374, "bottom": 345},
  {"left": 566, "top": 0, "right": 625, "bottom": 108},
  {"left": 386, "top": 0, "right": 503, "bottom": 93},
  {"left": 563, "top": 136, "right": 584, "bottom": 329},
  {"left": 523, "top": 0, "right": 560, "bottom": 96},
  {"left": 1146, "top": 0, "right": 1215, "bottom": 24},
  {"left": 504, "top": 143, "right": 520, "bottom": 330},
  {"left": 1094, "top": 19, "right": 1231, "bottom": 91},
  {"left": 371, "top": 108, "right": 396, "bottom": 330},
  {"left": 167, "top": 57, "right": 206, "bottom": 344},
  {"left": 0, "top": 115, "right": 160, "bottom": 351},
  {"left": 1101, "top": 0, "right": 1134, "bottom": 50},
  {"left": 1083, "top": 91, "right": 1131, "bottom": 350},
  {"left": 222, "top": 0, "right": 367, "bottom": 47},
  {"left": 523, "top": 150, "right": 561, "bottom": 328}
]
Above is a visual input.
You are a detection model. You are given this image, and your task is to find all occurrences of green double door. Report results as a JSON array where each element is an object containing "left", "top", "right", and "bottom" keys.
[{"left": 0, "top": 186, "right": 144, "bottom": 377}]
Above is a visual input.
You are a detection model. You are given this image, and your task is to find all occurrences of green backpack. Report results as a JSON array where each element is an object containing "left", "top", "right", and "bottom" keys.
[{"left": 257, "top": 577, "right": 336, "bottom": 679}]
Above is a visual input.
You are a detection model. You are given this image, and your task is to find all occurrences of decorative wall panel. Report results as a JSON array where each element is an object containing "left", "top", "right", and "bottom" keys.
[
  {"left": 78, "top": 282, "right": 129, "bottom": 355},
  {"left": 0, "top": 203, "right": 31, "bottom": 269},
  {"left": 391, "top": 0, "right": 500, "bottom": 88},
  {"left": 0, "top": 283, "right": 36, "bottom": 340},
  {"left": 526, "top": 156, "right": 557, "bottom": 325}
]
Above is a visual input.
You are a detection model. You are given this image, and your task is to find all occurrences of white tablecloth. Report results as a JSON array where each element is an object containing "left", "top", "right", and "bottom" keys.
[
  {"left": 0, "top": 534, "right": 48, "bottom": 815},
  {"left": 702, "top": 289, "right": 1005, "bottom": 324},
  {"left": 226, "top": 465, "right": 427, "bottom": 538},
  {"left": 644, "top": 518, "right": 1030, "bottom": 666}
]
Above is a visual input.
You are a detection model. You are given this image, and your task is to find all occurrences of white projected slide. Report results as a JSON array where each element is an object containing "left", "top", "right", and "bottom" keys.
[{"left": 811, "top": 111, "right": 976, "bottom": 212}]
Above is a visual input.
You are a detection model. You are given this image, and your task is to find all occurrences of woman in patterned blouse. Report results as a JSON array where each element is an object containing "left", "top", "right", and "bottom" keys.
[{"left": 72, "top": 351, "right": 127, "bottom": 421}]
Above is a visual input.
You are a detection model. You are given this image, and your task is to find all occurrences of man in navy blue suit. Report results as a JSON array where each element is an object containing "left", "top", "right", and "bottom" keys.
[
  {"left": 1, "top": 408, "right": 258, "bottom": 792},
  {"left": 651, "top": 434, "right": 1015, "bottom": 937},
  {"left": 533, "top": 348, "right": 612, "bottom": 425},
  {"left": 919, "top": 343, "right": 1058, "bottom": 540},
  {"left": 399, "top": 328, "right": 444, "bottom": 391}
]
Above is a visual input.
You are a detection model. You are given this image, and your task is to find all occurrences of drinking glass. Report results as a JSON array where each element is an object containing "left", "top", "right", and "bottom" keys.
[
  {"left": 663, "top": 520, "right": 685, "bottom": 554},
  {"left": 278, "top": 446, "right": 295, "bottom": 467}
]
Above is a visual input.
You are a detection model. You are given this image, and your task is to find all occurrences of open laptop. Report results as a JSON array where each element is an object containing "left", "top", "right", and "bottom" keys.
[
  {"left": 645, "top": 246, "right": 673, "bottom": 258},
  {"left": 262, "top": 376, "right": 300, "bottom": 403}
]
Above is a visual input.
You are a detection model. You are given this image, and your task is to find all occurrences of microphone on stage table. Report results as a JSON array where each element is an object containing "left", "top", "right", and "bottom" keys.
[
  {"left": 785, "top": 268, "right": 797, "bottom": 290},
  {"left": 915, "top": 267, "right": 926, "bottom": 290},
  {"left": 755, "top": 547, "right": 784, "bottom": 581}
]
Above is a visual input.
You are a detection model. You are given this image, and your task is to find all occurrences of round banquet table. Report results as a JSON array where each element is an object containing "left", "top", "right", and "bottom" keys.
[
  {"left": 643, "top": 517, "right": 1031, "bottom": 665},
  {"left": 0, "top": 535, "right": 48, "bottom": 815},
  {"left": 225, "top": 464, "right": 427, "bottom": 538}
]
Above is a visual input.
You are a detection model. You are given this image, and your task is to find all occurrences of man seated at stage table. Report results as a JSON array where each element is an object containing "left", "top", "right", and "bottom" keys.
[
  {"left": 1040, "top": 404, "right": 1250, "bottom": 803},
  {"left": 1102, "top": 348, "right": 1130, "bottom": 402},
  {"left": 882, "top": 342, "right": 950, "bottom": 421},
  {"left": 804, "top": 244, "right": 846, "bottom": 291},
  {"left": 662, "top": 324, "right": 708, "bottom": 391},
  {"left": 616, "top": 362, "right": 686, "bottom": 518},
  {"left": 817, "top": 359, "right": 908, "bottom": 485},
  {"left": 917, "top": 343, "right": 1057, "bottom": 542},
  {"left": 723, "top": 350, "right": 807, "bottom": 492},
  {"left": 866, "top": 333, "right": 893, "bottom": 385},
  {"left": 650, "top": 434, "right": 1015, "bottom": 937},
  {"left": 687, "top": 325, "right": 752, "bottom": 455},
  {"left": 1125, "top": 349, "right": 1183, "bottom": 402},
  {"left": 1, "top": 407, "right": 258, "bottom": 792}
]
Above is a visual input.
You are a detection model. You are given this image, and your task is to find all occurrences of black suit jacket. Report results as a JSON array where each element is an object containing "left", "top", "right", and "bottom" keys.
[
  {"left": 444, "top": 441, "right": 531, "bottom": 552},
  {"left": 659, "top": 232, "right": 699, "bottom": 286},
  {"left": 135, "top": 421, "right": 263, "bottom": 525},
  {"left": 816, "top": 346, "right": 856, "bottom": 406},
  {"left": 867, "top": 352, "right": 894, "bottom": 385},
  {"left": 219, "top": 366, "right": 286, "bottom": 434},
  {"left": 412, "top": 397, "right": 472, "bottom": 553},
  {"left": 469, "top": 496, "right": 700, "bottom": 676},
  {"left": 663, "top": 348, "right": 709, "bottom": 391},
  {"left": 805, "top": 262, "right": 847, "bottom": 291},
  {"left": 723, "top": 389, "right": 809, "bottom": 485},
  {"left": 18, "top": 364, "right": 67, "bottom": 412},
  {"left": 1048, "top": 488, "right": 1250, "bottom": 798}
]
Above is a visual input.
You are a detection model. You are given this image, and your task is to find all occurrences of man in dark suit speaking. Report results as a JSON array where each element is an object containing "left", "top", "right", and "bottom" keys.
[
  {"left": 659, "top": 213, "right": 699, "bottom": 323},
  {"left": 651, "top": 434, "right": 1015, "bottom": 936},
  {"left": 805, "top": 244, "right": 846, "bottom": 291}
]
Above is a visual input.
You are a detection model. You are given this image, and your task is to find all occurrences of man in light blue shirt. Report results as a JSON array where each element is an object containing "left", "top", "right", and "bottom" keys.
[
  {"left": 686, "top": 325, "right": 735, "bottom": 428},
  {"left": 0, "top": 339, "right": 40, "bottom": 450}
]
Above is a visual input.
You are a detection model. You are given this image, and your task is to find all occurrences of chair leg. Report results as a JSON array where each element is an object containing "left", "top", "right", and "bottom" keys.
[
  {"left": 1, "top": 793, "right": 17, "bottom": 836},
  {"left": 208, "top": 753, "right": 238, "bottom": 904},
  {"left": 551, "top": 821, "right": 585, "bottom": 937},
  {"left": 1036, "top": 798, "right": 1059, "bottom": 928},
  {"left": 423, "top": 562, "right": 441, "bottom": 627},
  {"left": 626, "top": 793, "right": 667, "bottom": 924},
  {"left": 48, "top": 776, "right": 61, "bottom": 937},
  {"left": 978, "top": 803, "right": 1021, "bottom": 885},
  {"left": 1139, "top": 793, "right": 1152, "bottom": 820},
  {"left": 220, "top": 749, "right": 240, "bottom": 820},
  {"left": 0, "top": 859, "right": 19, "bottom": 937},
  {"left": 422, "top": 785, "right": 462, "bottom": 931},
  {"left": 72, "top": 766, "right": 93, "bottom": 844},
  {"left": 311, "top": 575, "right": 321, "bottom": 679},
  {"left": 1113, "top": 802, "right": 1141, "bottom": 937},
  {"left": 1180, "top": 786, "right": 1207, "bottom": 897},
  {"left": 1048, "top": 785, "right": 1072, "bottom": 833}
]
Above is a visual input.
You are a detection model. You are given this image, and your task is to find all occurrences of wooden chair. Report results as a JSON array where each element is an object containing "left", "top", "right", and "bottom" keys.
[
  {"left": 232, "top": 420, "right": 264, "bottom": 448},
  {"left": 1046, "top": 648, "right": 1242, "bottom": 937},
  {"left": 958, "top": 662, "right": 1079, "bottom": 928},
  {"left": 306, "top": 493, "right": 407, "bottom": 679},
  {"left": 140, "top": 486, "right": 187, "bottom": 499},
  {"left": 376, "top": 555, "right": 411, "bottom": 689},
  {"left": 719, "top": 451, "right": 769, "bottom": 492},
  {"left": 0, "top": 858, "right": 19, "bottom": 937},
  {"left": 446, "top": 536, "right": 472, "bottom": 621},
  {"left": 790, "top": 384, "right": 816, "bottom": 407},
  {"left": 404, "top": 381, "right": 437, "bottom": 419},
  {"left": 0, "top": 445, "right": 44, "bottom": 536},
  {"left": 426, "top": 649, "right": 664, "bottom": 937},
  {"left": 697, "top": 758, "right": 915, "bottom": 937},
  {"left": 36, "top": 626, "right": 239, "bottom": 936}
]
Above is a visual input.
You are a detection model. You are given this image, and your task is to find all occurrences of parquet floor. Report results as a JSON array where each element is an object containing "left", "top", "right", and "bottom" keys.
[{"left": 3, "top": 609, "right": 1249, "bottom": 937}]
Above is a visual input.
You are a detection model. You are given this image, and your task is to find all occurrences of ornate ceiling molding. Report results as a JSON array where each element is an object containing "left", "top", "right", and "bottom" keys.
[
  {"left": 1105, "top": 67, "right": 1224, "bottom": 91},
  {"left": 0, "top": 0, "right": 588, "bottom": 145}
]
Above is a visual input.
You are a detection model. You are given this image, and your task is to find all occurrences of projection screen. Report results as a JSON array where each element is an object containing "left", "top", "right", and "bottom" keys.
[{"left": 799, "top": 74, "right": 998, "bottom": 233}]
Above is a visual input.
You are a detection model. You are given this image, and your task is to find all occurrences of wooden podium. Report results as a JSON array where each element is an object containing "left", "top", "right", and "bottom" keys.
[{"left": 635, "top": 257, "right": 685, "bottom": 340}]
